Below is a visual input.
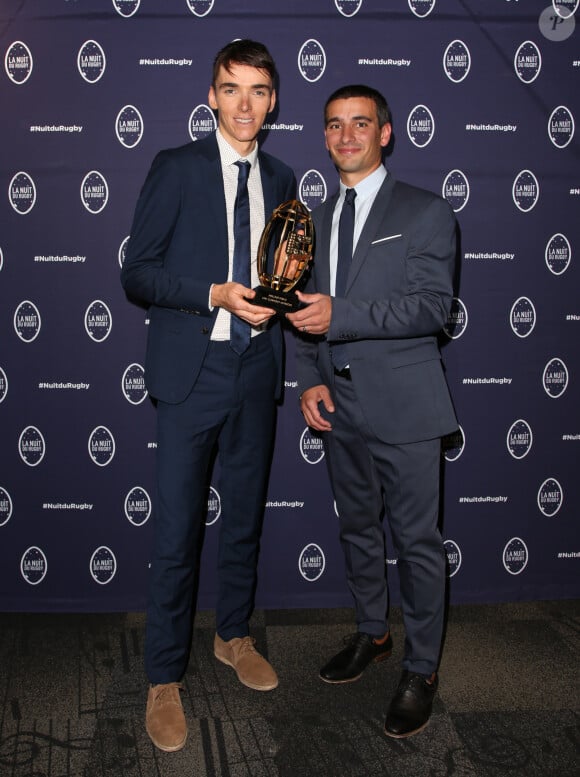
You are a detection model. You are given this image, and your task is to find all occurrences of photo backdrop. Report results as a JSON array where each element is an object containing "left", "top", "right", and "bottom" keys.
[{"left": 1, "top": 0, "right": 579, "bottom": 612}]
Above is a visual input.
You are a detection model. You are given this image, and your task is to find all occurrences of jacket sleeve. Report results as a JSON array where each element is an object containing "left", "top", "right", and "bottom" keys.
[{"left": 120, "top": 150, "right": 212, "bottom": 314}]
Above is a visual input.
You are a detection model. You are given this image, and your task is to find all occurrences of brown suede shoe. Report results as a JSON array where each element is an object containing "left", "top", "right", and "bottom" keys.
[
  {"left": 145, "top": 682, "right": 187, "bottom": 752},
  {"left": 214, "top": 634, "right": 278, "bottom": 691}
]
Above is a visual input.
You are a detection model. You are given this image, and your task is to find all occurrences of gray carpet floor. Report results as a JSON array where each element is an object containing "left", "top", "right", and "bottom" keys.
[{"left": 0, "top": 600, "right": 578, "bottom": 776}]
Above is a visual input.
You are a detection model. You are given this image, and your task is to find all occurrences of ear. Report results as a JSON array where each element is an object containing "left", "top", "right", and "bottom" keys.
[
  {"left": 268, "top": 89, "right": 276, "bottom": 114},
  {"left": 380, "top": 122, "right": 392, "bottom": 148},
  {"left": 208, "top": 85, "right": 218, "bottom": 111}
]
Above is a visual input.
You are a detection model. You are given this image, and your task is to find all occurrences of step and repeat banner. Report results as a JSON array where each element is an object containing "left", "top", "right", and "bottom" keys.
[{"left": 1, "top": 0, "right": 579, "bottom": 612}]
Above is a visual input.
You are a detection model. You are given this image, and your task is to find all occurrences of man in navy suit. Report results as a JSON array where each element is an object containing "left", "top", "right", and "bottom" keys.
[
  {"left": 121, "top": 40, "right": 295, "bottom": 752},
  {"left": 287, "top": 84, "right": 458, "bottom": 738}
]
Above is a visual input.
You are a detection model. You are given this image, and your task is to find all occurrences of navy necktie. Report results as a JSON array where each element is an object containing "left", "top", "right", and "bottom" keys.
[
  {"left": 230, "top": 160, "right": 251, "bottom": 355},
  {"left": 332, "top": 187, "right": 356, "bottom": 370}
]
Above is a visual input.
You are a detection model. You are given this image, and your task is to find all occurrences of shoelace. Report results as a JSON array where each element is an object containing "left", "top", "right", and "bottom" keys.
[
  {"left": 236, "top": 636, "right": 258, "bottom": 655},
  {"left": 153, "top": 682, "right": 183, "bottom": 703}
]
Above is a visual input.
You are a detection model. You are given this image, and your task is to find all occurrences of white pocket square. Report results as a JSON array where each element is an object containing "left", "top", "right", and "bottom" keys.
[{"left": 371, "top": 234, "right": 402, "bottom": 245}]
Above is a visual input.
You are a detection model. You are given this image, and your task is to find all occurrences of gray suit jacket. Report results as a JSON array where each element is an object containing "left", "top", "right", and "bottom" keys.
[{"left": 295, "top": 173, "right": 458, "bottom": 444}]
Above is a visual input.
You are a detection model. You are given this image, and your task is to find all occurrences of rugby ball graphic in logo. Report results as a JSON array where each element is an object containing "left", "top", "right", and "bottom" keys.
[
  {"left": 335, "top": 0, "right": 363, "bottom": 17},
  {"left": 19, "top": 426, "right": 45, "bottom": 467},
  {"left": 116, "top": 105, "right": 144, "bottom": 148},
  {"left": 186, "top": 0, "right": 214, "bottom": 16},
  {"left": 9, "top": 171, "right": 36, "bottom": 214},
  {"left": 552, "top": 0, "right": 579, "bottom": 19},
  {"left": 542, "top": 357, "right": 568, "bottom": 398},
  {"left": 545, "top": 233, "right": 571, "bottom": 276},
  {"left": 14, "top": 300, "right": 41, "bottom": 342},
  {"left": 299, "top": 543, "right": 326, "bottom": 581},
  {"left": 512, "top": 170, "right": 539, "bottom": 212},
  {"left": 442, "top": 170, "right": 469, "bottom": 212},
  {"left": 0, "top": 367, "right": 7, "bottom": 404},
  {"left": 90, "top": 546, "right": 117, "bottom": 584},
  {"left": 85, "top": 300, "right": 112, "bottom": 342},
  {"left": 122, "top": 363, "right": 147, "bottom": 404},
  {"left": 300, "top": 427, "right": 325, "bottom": 464},
  {"left": 112, "top": 0, "right": 141, "bottom": 17},
  {"left": 506, "top": 419, "right": 533, "bottom": 460},
  {"left": 510, "top": 296, "right": 536, "bottom": 338},
  {"left": 21, "top": 546, "right": 48, "bottom": 585},
  {"left": 188, "top": 104, "right": 217, "bottom": 142},
  {"left": 548, "top": 105, "right": 574, "bottom": 149},
  {"left": 299, "top": 170, "right": 327, "bottom": 211},
  {"left": 5, "top": 41, "right": 33, "bottom": 84},
  {"left": 0, "top": 487, "right": 13, "bottom": 527},
  {"left": 408, "top": 0, "right": 436, "bottom": 18},
  {"left": 503, "top": 537, "right": 528, "bottom": 575},
  {"left": 443, "top": 297, "right": 468, "bottom": 339},
  {"left": 443, "top": 40, "right": 471, "bottom": 83},
  {"left": 298, "top": 39, "right": 326, "bottom": 83},
  {"left": 124, "top": 486, "right": 151, "bottom": 526},
  {"left": 81, "top": 171, "right": 108, "bottom": 214},
  {"left": 537, "top": 478, "right": 563, "bottom": 517},
  {"left": 88, "top": 426, "right": 116, "bottom": 466},
  {"left": 77, "top": 40, "right": 106, "bottom": 83},
  {"left": 407, "top": 105, "right": 435, "bottom": 148},
  {"left": 444, "top": 540, "right": 462, "bottom": 577},
  {"left": 514, "top": 41, "right": 541, "bottom": 84},
  {"left": 206, "top": 486, "right": 221, "bottom": 526}
]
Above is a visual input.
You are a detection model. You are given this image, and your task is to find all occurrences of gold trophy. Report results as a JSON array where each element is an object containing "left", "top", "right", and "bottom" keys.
[{"left": 250, "top": 199, "right": 314, "bottom": 313}]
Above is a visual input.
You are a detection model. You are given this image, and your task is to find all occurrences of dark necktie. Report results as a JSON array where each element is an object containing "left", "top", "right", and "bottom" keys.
[
  {"left": 230, "top": 160, "right": 251, "bottom": 355},
  {"left": 332, "top": 187, "right": 357, "bottom": 370}
]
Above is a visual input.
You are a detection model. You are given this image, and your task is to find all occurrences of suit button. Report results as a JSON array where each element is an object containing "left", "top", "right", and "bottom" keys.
[{"left": 201, "top": 327, "right": 209, "bottom": 335}]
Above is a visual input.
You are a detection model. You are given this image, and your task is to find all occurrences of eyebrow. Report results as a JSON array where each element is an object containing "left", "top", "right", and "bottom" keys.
[
  {"left": 325, "top": 114, "right": 374, "bottom": 125},
  {"left": 217, "top": 81, "right": 272, "bottom": 91}
]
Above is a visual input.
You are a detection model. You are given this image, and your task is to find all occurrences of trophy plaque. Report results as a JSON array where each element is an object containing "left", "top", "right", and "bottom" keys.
[{"left": 250, "top": 199, "right": 314, "bottom": 313}]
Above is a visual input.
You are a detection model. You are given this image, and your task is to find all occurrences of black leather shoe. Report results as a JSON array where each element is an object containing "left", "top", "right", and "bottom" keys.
[
  {"left": 320, "top": 631, "right": 392, "bottom": 684},
  {"left": 384, "top": 670, "right": 438, "bottom": 738}
]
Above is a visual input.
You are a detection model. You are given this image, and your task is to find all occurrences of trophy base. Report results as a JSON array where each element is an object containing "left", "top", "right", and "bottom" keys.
[{"left": 249, "top": 286, "right": 302, "bottom": 313}]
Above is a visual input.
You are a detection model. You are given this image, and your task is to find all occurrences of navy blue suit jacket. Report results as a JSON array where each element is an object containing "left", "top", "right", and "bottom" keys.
[
  {"left": 296, "top": 173, "right": 458, "bottom": 444},
  {"left": 121, "top": 134, "right": 296, "bottom": 403}
]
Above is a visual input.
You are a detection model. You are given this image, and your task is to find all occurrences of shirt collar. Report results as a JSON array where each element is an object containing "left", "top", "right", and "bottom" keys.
[
  {"left": 216, "top": 128, "right": 259, "bottom": 169},
  {"left": 340, "top": 164, "right": 387, "bottom": 203}
]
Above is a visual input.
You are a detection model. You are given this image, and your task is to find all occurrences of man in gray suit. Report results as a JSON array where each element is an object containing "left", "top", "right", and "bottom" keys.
[{"left": 287, "top": 84, "right": 458, "bottom": 738}]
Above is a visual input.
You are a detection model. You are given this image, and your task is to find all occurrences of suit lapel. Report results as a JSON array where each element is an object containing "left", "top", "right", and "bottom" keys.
[
  {"left": 194, "top": 135, "right": 229, "bottom": 260},
  {"left": 346, "top": 175, "right": 396, "bottom": 293},
  {"left": 315, "top": 192, "right": 339, "bottom": 295}
]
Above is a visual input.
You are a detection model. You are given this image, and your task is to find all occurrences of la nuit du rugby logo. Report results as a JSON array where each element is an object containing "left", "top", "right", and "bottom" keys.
[
  {"left": 206, "top": 486, "right": 221, "bottom": 526},
  {"left": 14, "top": 300, "right": 41, "bottom": 342},
  {"left": 116, "top": 105, "right": 144, "bottom": 148},
  {"left": 90, "top": 546, "right": 117, "bottom": 584},
  {"left": 503, "top": 537, "right": 528, "bottom": 575},
  {"left": 512, "top": 170, "right": 539, "bottom": 212},
  {"left": 189, "top": 104, "right": 217, "bottom": 142},
  {"left": 543, "top": 357, "right": 568, "bottom": 398},
  {"left": 5, "top": 41, "right": 33, "bottom": 84},
  {"left": 300, "top": 427, "right": 325, "bottom": 464},
  {"left": 0, "top": 367, "right": 7, "bottom": 404},
  {"left": 122, "top": 363, "right": 147, "bottom": 404},
  {"left": 9, "top": 172, "right": 36, "bottom": 214},
  {"left": 407, "top": 105, "right": 435, "bottom": 148},
  {"left": 299, "top": 170, "right": 327, "bottom": 211},
  {"left": 444, "top": 540, "right": 462, "bottom": 577},
  {"left": 85, "top": 300, "right": 112, "bottom": 342},
  {"left": 298, "top": 40, "right": 326, "bottom": 83},
  {"left": 537, "top": 478, "right": 563, "bottom": 517},
  {"left": 443, "top": 297, "right": 468, "bottom": 339},
  {"left": 77, "top": 40, "right": 106, "bottom": 83},
  {"left": 125, "top": 486, "right": 151, "bottom": 526},
  {"left": 514, "top": 41, "right": 541, "bottom": 84},
  {"left": 408, "top": 0, "right": 436, "bottom": 18},
  {"left": 507, "top": 419, "right": 533, "bottom": 460},
  {"left": 443, "top": 40, "right": 471, "bottom": 83},
  {"left": 88, "top": 426, "right": 116, "bottom": 466},
  {"left": 442, "top": 170, "right": 469, "bottom": 212},
  {"left": 545, "top": 234, "right": 571, "bottom": 275},
  {"left": 548, "top": 106, "right": 574, "bottom": 149},
  {"left": 510, "top": 297, "right": 536, "bottom": 338},
  {"left": 186, "top": 0, "right": 214, "bottom": 16},
  {"left": 0, "top": 487, "right": 13, "bottom": 527},
  {"left": 19, "top": 426, "right": 46, "bottom": 466},
  {"left": 552, "top": 0, "right": 579, "bottom": 19},
  {"left": 299, "top": 543, "right": 326, "bottom": 582},
  {"left": 21, "top": 546, "right": 48, "bottom": 585},
  {"left": 81, "top": 171, "right": 108, "bottom": 214}
]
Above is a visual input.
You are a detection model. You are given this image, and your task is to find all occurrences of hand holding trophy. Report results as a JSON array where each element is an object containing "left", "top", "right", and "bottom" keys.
[{"left": 250, "top": 199, "right": 315, "bottom": 313}]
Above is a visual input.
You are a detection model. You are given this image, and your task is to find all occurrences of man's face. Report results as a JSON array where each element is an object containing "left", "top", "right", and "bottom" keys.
[
  {"left": 324, "top": 96, "right": 391, "bottom": 185},
  {"left": 209, "top": 63, "right": 276, "bottom": 155}
]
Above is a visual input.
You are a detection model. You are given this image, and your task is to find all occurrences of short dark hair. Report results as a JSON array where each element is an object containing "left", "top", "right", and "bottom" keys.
[
  {"left": 212, "top": 39, "right": 277, "bottom": 88},
  {"left": 324, "top": 84, "right": 392, "bottom": 127}
]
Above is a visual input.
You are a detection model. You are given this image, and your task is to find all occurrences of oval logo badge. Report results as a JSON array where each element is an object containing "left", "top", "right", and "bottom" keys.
[
  {"left": 0, "top": 487, "right": 13, "bottom": 527},
  {"left": 88, "top": 426, "right": 116, "bottom": 467},
  {"left": 300, "top": 427, "right": 325, "bottom": 464},
  {"left": 299, "top": 169, "right": 327, "bottom": 211},
  {"left": 512, "top": 170, "right": 539, "bottom": 212},
  {"left": 112, "top": 0, "right": 141, "bottom": 17},
  {"left": 85, "top": 300, "right": 112, "bottom": 342},
  {"left": 514, "top": 41, "right": 541, "bottom": 84},
  {"left": 188, "top": 104, "right": 217, "bottom": 142},
  {"left": 9, "top": 171, "right": 36, "bottom": 214},
  {"left": 510, "top": 296, "right": 536, "bottom": 338},
  {"left": 542, "top": 357, "right": 568, "bottom": 398},
  {"left": 186, "top": 0, "right": 214, "bottom": 16},
  {"left": 124, "top": 486, "right": 151, "bottom": 526},
  {"left": 335, "top": 0, "right": 363, "bottom": 17},
  {"left": 443, "top": 425, "right": 465, "bottom": 462},
  {"left": 442, "top": 169, "right": 469, "bottom": 212},
  {"left": 206, "top": 486, "right": 221, "bottom": 526},
  {"left": 5, "top": 41, "right": 33, "bottom": 84},
  {"left": 545, "top": 233, "right": 571, "bottom": 276},
  {"left": 77, "top": 40, "right": 106, "bottom": 83},
  {"left": 298, "top": 39, "right": 326, "bottom": 83},
  {"left": 444, "top": 540, "right": 462, "bottom": 577},
  {"left": 81, "top": 171, "right": 108, "bottom": 214},
  {"left": 116, "top": 105, "right": 144, "bottom": 148},
  {"left": 407, "top": 105, "right": 435, "bottom": 148},
  {"left": 298, "top": 543, "right": 326, "bottom": 582},
  {"left": 90, "top": 546, "right": 117, "bottom": 584},
  {"left": 122, "top": 363, "right": 147, "bottom": 404},
  {"left": 443, "top": 40, "right": 471, "bottom": 83},
  {"left": 14, "top": 300, "right": 41, "bottom": 342},
  {"left": 443, "top": 297, "right": 468, "bottom": 339},
  {"left": 408, "top": 0, "right": 436, "bottom": 18},
  {"left": 552, "top": 0, "right": 579, "bottom": 19},
  {"left": 503, "top": 537, "right": 528, "bottom": 575},
  {"left": 21, "top": 546, "right": 48, "bottom": 585},
  {"left": 506, "top": 419, "right": 533, "bottom": 460},
  {"left": 19, "top": 426, "right": 46, "bottom": 467},
  {"left": 548, "top": 105, "right": 574, "bottom": 149},
  {"left": 537, "top": 478, "right": 563, "bottom": 517}
]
